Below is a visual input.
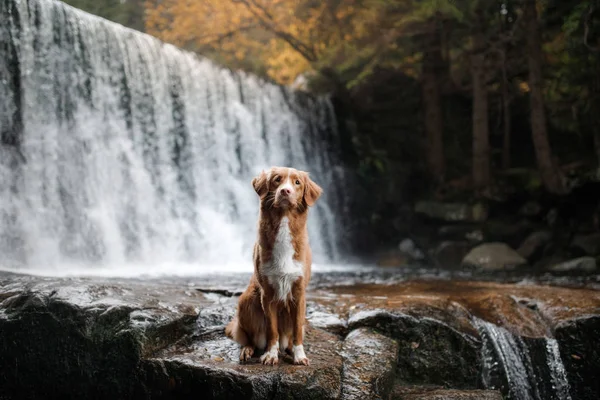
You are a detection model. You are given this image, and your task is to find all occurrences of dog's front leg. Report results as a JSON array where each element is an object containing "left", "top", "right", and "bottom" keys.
[
  {"left": 291, "top": 282, "right": 309, "bottom": 365},
  {"left": 260, "top": 292, "right": 279, "bottom": 365}
]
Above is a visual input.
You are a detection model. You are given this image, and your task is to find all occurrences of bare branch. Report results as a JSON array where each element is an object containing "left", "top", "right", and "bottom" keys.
[
  {"left": 232, "top": 0, "right": 318, "bottom": 62},
  {"left": 196, "top": 24, "right": 259, "bottom": 45}
]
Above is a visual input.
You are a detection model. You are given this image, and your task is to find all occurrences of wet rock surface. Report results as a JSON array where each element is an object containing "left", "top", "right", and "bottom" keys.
[
  {"left": 1, "top": 269, "right": 600, "bottom": 399},
  {"left": 340, "top": 328, "right": 398, "bottom": 399},
  {"left": 391, "top": 386, "right": 503, "bottom": 400}
]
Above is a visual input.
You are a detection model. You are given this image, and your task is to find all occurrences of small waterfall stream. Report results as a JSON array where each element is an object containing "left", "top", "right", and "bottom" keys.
[
  {"left": 0, "top": 0, "right": 350, "bottom": 272},
  {"left": 475, "top": 318, "right": 572, "bottom": 400}
]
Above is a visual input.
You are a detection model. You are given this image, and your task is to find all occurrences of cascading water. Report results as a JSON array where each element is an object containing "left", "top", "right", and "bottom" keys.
[
  {"left": 0, "top": 0, "right": 349, "bottom": 274},
  {"left": 475, "top": 318, "right": 572, "bottom": 400}
]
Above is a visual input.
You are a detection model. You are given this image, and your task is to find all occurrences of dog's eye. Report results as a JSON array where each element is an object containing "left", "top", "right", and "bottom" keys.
[
  {"left": 274, "top": 176, "right": 281, "bottom": 182},
  {"left": 295, "top": 180, "right": 300, "bottom": 185}
]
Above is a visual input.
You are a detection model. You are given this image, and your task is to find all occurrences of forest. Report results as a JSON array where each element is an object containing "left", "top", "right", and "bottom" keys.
[{"left": 63, "top": 0, "right": 600, "bottom": 250}]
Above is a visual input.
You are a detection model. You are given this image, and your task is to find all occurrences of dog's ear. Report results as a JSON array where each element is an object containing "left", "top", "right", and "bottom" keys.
[
  {"left": 252, "top": 170, "right": 269, "bottom": 199},
  {"left": 302, "top": 173, "right": 322, "bottom": 207}
]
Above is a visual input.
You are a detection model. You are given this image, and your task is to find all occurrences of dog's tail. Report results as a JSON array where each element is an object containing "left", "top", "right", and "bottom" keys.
[{"left": 225, "top": 317, "right": 237, "bottom": 339}]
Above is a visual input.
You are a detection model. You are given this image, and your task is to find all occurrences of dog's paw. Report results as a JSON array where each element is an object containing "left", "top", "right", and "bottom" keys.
[
  {"left": 239, "top": 346, "right": 254, "bottom": 363},
  {"left": 260, "top": 352, "right": 279, "bottom": 365},
  {"left": 260, "top": 345, "right": 279, "bottom": 366},
  {"left": 293, "top": 356, "right": 310, "bottom": 366},
  {"left": 292, "top": 344, "right": 309, "bottom": 366}
]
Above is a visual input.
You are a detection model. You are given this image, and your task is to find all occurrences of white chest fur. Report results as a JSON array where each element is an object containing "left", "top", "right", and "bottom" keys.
[{"left": 261, "top": 217, "right": 303, "bottom": 302}]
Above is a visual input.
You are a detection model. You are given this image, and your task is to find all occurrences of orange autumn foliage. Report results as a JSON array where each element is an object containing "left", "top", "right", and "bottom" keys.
[{"left": 144, "top": 0, "right": 386, "bottom": 85}]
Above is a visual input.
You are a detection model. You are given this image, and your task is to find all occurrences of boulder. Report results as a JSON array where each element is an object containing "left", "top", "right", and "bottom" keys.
[
  {"left": 547, "top": 257, "right": 597, "bottom": 273},
  {"left": 415, "top": 201, "right": 488, "bottom": 223},
  {"left": 348, "top": 309, "right": 481, "bottom": 389},
  {"left": 431, "top": 241, "right": 472, "bottom": 269},
  {"left": 462, "top": 243, "right": 528, "bottom": 271},
  {"left": 517, "top": 230, "right": 552, "bottom": 262},
  {"left": 518, "top": 201, "right": 543, "bottom": 218},
  {"left": 570, "top": 233, "right": 600, "bottom": 256},
  {"left": 144, "top": 327, "right": 344, "bottom": 399},
  {"left": 340, "top": 328, "right": 398, "bottom": 399},
  {"left": 555, "top": 316, "right": 600, "bottom": 400},
  {"left": 392, "top": 386, "right": 503, "bottom": 400},
  {"left": 377, "top": 251, "right": 410, "bottom": 267},
  {"left": 399, "top": 238, "right": 426, "bottom": 261}
]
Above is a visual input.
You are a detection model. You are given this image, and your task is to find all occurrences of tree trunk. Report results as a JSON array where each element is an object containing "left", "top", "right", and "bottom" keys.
[
  {"left": 524, "top": 0, "right": 567, "bottom": 194},
  {"left": 501, "top": 50, "right": 511, "bottom": 170},
  {"left": 471, "top": 4, "right": 490, "bottom": 189},
  {"left": 421, "top": 20, "right": 445, "bottom": 181}
]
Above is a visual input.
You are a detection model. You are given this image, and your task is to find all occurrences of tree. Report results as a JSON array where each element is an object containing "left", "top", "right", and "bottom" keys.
[
  {"left": 421, "top": 16, "right": 446, "bottom": 180},
  {"left": 62, "top": 0, "right": 145, "bottom": 31},
  {"left": 144, "top": 0, "right": 388, "bottom": 86},
  {"left": 471, "top": 1, "right": 490, "bottom": 189},
  {"left": 523, "top": 0, "right": 567, "bottom": 194}
]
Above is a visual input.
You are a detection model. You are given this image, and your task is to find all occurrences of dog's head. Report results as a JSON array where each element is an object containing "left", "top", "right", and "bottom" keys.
[{"left": 252, "top": 167, "right": 322, "bottom": 210}]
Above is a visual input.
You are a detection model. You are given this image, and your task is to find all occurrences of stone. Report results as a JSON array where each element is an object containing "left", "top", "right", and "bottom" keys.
[
  {"left": 399, "top": 238, "right": 426, "bottom": 261},
  {"left": 392, "top": 386, "right": 503, "bottom": 400},
  {"left": 3, "top": 272, "right": 600, "bottom": 400},
  {"left": 0, "top": 279, "right": 201, "bottom": 399},
  {"left": 519, "top": 201, "right": 543, "bottom": 218},
  {"left": 307, "top": 308, "right": 347, "bottom": 335},
  {"left": 555, "top": 316, "right": 600, "bottom": 400},
  {"left": 145, "top": 327, "right": 344, "bottom": 399},
  {"left": 415, "top": 201, "right": 488, "bottom": 223},
  {"left": 340, "top": 328, "right": 398, "bottom": 399},
  {"left": 377, "top": 251, "right": 410, "bottom": 267},
  {"left": 517, "top": 230, "right": 552, "bottom": 262},
  {"left": 462, "top": 243, "right": 528, "bottom": 271},
  {"left": 431, "top": 241, "right": 472, "bottom": 269},
  {"left": 571, "top": 233, "right": 600, "bottom": 256},
  {"left": 347, "top": 309, "right": 481, "bottom": 389},
  {"left": 547, "top": 257, "right": 597, "bottom": 273}
]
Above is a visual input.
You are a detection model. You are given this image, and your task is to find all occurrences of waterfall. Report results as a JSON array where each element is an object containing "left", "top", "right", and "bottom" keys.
[
  {"left": 475, "top": 318, "right": 572, "bottom": 400},
  {"left": 545, "top": 339, "right": 572, "bottom": 400},
  {"left": 0, "top": 0, "right": 348, "bottom": 273}
]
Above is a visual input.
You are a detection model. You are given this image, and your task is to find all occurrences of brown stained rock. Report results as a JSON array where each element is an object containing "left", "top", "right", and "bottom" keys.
[
  {"left": 340, "top": 328, "right": 398, "bottom": 399},
  {"left": 325, "top": 280, "right": 600, "bottom": 338}
]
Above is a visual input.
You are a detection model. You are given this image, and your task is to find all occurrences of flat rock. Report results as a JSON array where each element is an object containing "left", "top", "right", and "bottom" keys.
[
  {"left": 462, "top": 242, "right": 527, "bottom": 271},
  {"left": 145, "top": 327, "right": 343, "bottom": 399}
]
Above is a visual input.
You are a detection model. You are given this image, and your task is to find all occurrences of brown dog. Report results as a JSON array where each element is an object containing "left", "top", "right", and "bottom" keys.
[{"left": 225, "top": 166, "right": 322, "bottom": 365}]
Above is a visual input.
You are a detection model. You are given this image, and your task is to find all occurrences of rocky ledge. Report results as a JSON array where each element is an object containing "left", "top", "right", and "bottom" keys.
[{"left": 1, "top": 270, "right": 599, "bottom": 400}]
